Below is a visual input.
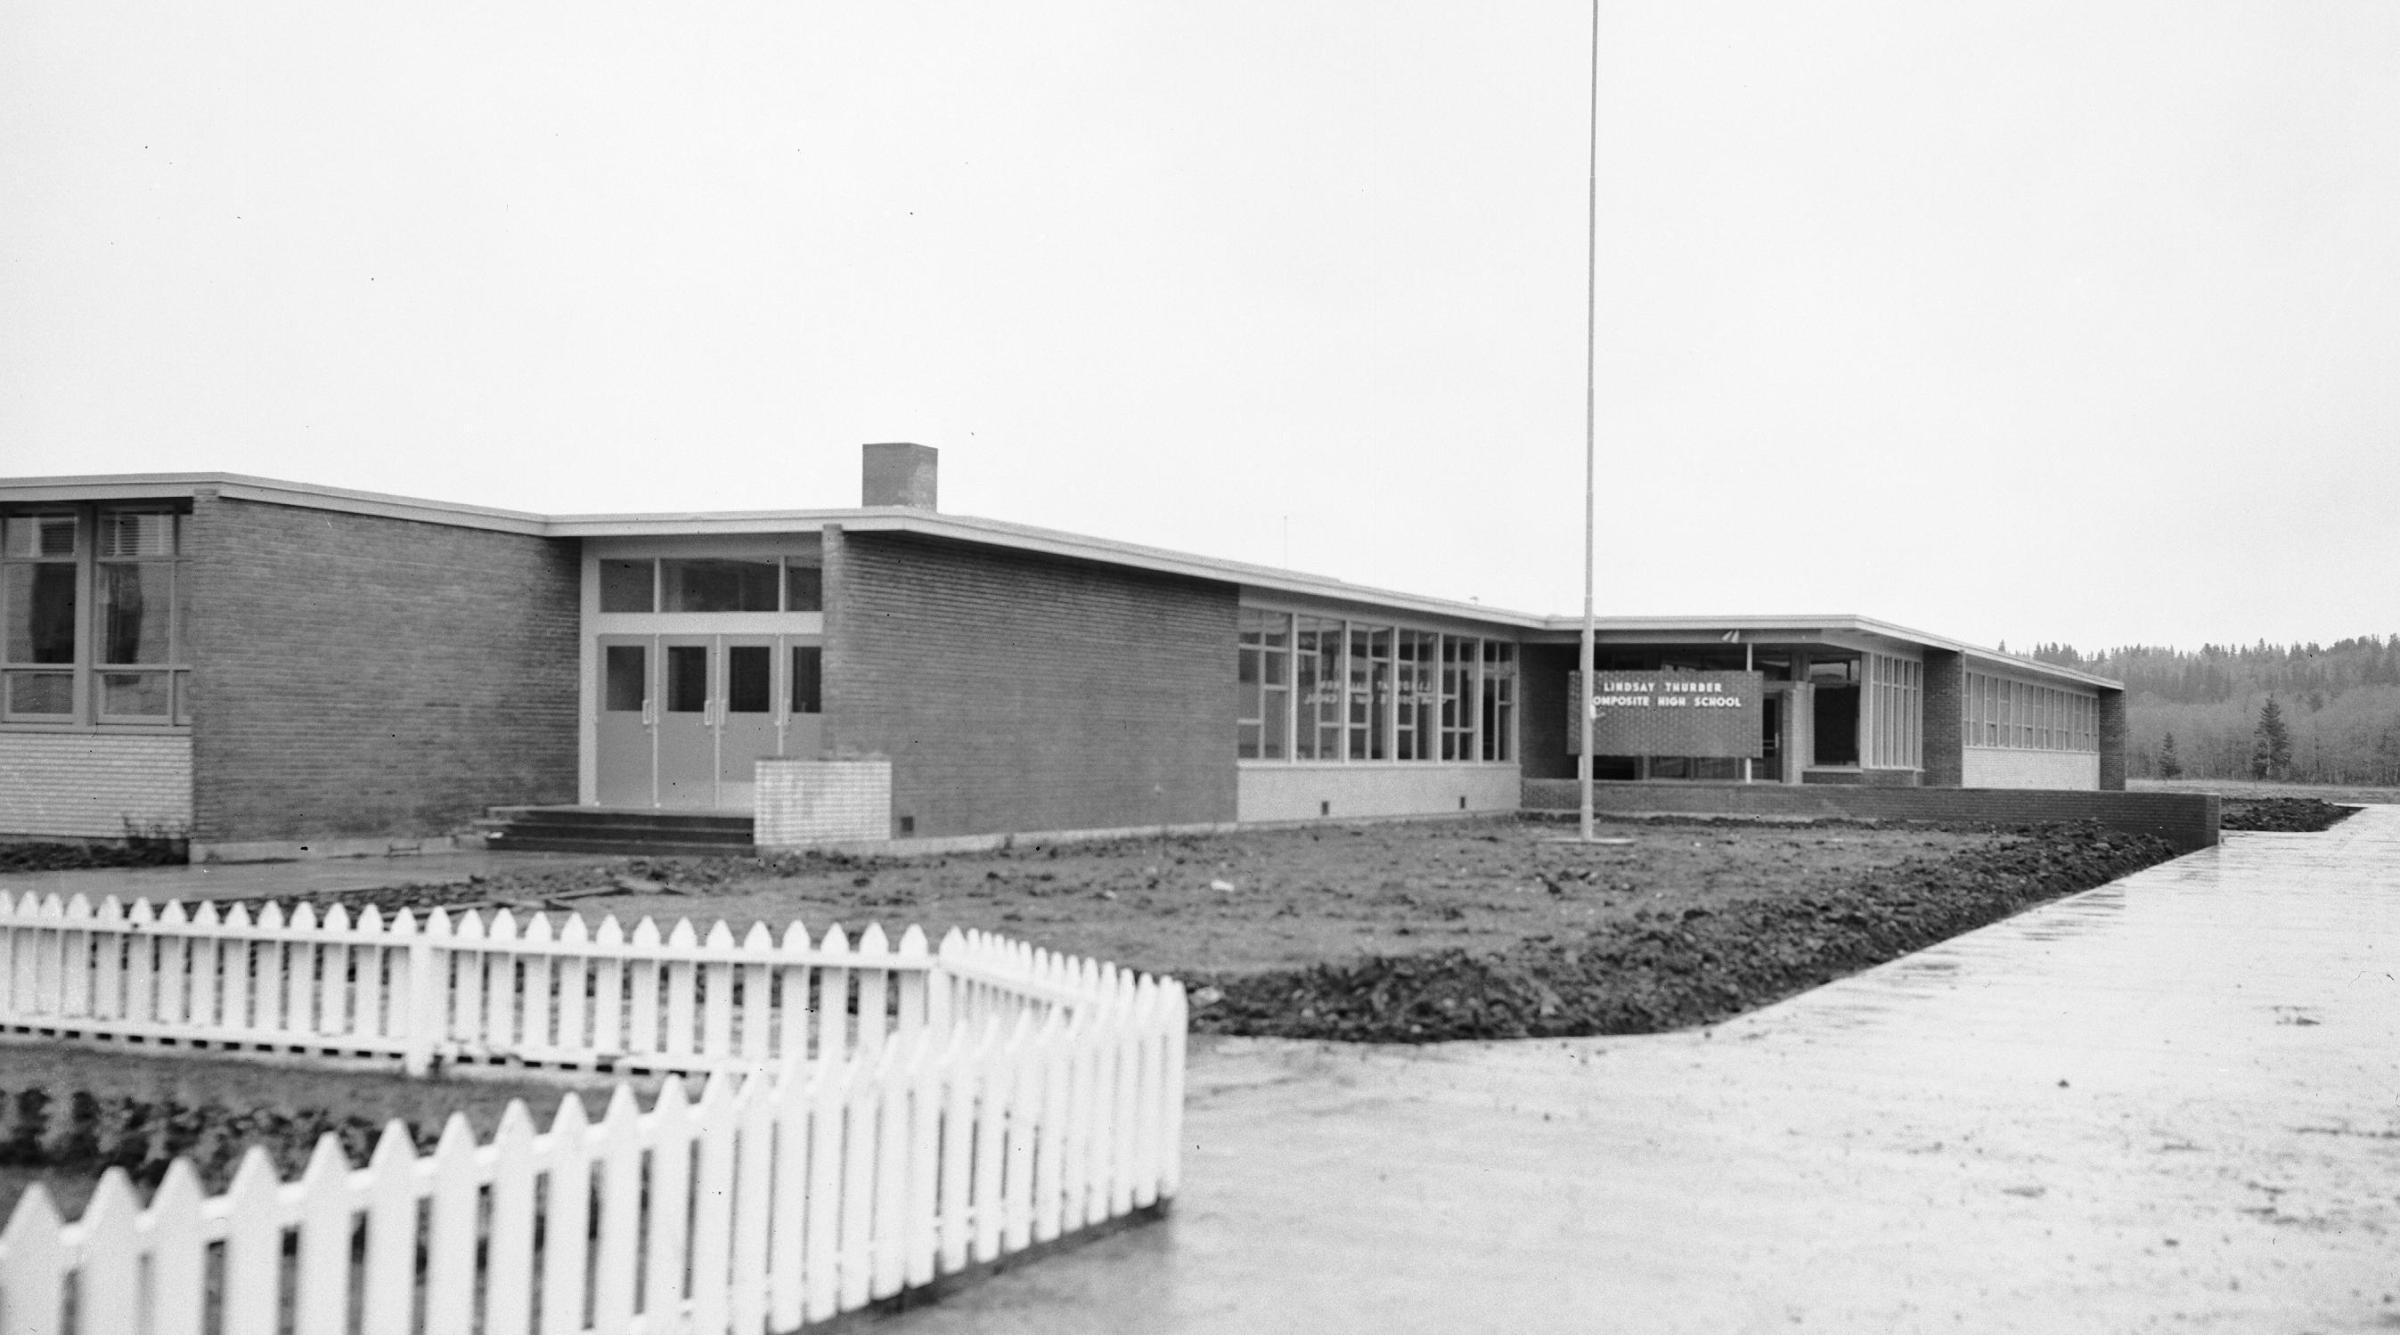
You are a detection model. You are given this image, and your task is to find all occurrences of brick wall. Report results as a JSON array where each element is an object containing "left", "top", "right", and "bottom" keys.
[
  {"left": 0, "top": 733, "right": 192, "bottom": 839},
  {"left": 823, "top": 530, "right": 1237, "bottom": 838},
  {"left": 755, "top": 759, "right": 891, "bottom": 847},
  {"left": 2098, "top": 689, "right": 2128, "bottom": 791},
  {"left": 185, "top": 495, "right": 580, "bottom": 844},
  {"left": 1518, "top": 644, "right": 1578, "bottom": 781},
  {"left": 1961, "top": 748, "right": 2100, "bottom": 790},
  {"left": 1922, "top": 650, "right": 1963, "bottom": 787},
  {"left": 1521, "top": 779, "right": 2218, "bottom": 852}
]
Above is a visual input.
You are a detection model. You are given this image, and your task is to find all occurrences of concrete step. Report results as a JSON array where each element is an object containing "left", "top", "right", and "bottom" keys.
[{"left": 480, "top": 805, "right": 756, "bottom": 858}]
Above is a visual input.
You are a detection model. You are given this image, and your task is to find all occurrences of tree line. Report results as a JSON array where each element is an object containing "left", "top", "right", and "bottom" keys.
[{"left": 2028, "top": 637, "right": 2400, "bottom": 785}]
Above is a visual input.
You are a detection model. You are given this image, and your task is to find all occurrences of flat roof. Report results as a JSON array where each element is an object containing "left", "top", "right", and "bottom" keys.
[{"left": 0, "top": 471, "right": 2121, "bottom": 689}]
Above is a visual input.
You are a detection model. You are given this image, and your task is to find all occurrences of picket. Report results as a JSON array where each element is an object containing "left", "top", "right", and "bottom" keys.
[
  {"left": 316, "top": 904, "right": 350, "bottom": 1039},
  {"left": 802, "top": 1051, "right": 845, "bottom": 1323},
  {"left": 816, "top": 923, "right": 851, "bottom": 1066},
  {"left": 556, "top": 914, "right": 592, "bottom": 1066},
  {"left": 702, "top": 921, "right": 736, "bottom": 1062},
  {"left": 424, "top": 1116, "right": 480, "bottom": 1335},
  {"left": 0, "top": 917, "right": 1187, "bottom": 1335},
  {"left": 538, "top": 1095, "right": 594, "bottom": 1335},
  {"left": 0, "top": 1186, "right": 62, "bottom": 1335},
  {"left": 521, "top": 912, "right": 556, "bottom": 1059},
  {"left": 642, "top": 1077, "right": 694, "bottom": 1324},
  {"left": 664, "top": 919, "right": 698, "bottom": 1062},
  {"left": 485, "top": 909, "right": 520, "bottom": 1053},
  {"left": 687, "top": 1073, "right": 738, "bottom": 1334},
  {"left": 293, "top": 1136, "right": 352, "bottom": 1335},
  {"left": 360, "top": 1123, "right": 418, "bottom": 1335},
  {"left": 486, "top": 1104, "right": 538, "bottom": 1335},
  {"left": 220, "top": 1149, "right": 283, "bottom": 1335},
  {"left": 729, "top": 1071, "right": 776, "bottom": 1335},
  {"left": 68, "top": 1174, "right": 133, "bottom": 1335},
  {"left": 145, "top": 1163, "right": 204, "bottom": 1335}
]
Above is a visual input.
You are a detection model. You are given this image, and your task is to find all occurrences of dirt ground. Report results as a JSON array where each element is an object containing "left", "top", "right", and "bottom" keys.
[
  {"left": 2131, "top": 777, "right": 2400, "bottom": 805},
  {"left": 270, "top": 816, "right": 2004, "bottom": 981},
  {"left": 0, "top": 1040, "right": 633, "bottom": 1220},
  {"left": 1, "top": 814, "right": 2194, "bottom": 1221}
]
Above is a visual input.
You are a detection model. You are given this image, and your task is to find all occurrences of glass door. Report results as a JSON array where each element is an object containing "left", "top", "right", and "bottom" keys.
[
  {"left": 717, "top": 638, "right": 780, "bottom": 809},
  {"left": 601, "top": 634, "right": 820, "bottom": 809},
  {"left": 657, "top": 637, "right": 718, "bottom": 807},
  {"left": 596, "top": 637, "right": 656, "bottom": 806}
]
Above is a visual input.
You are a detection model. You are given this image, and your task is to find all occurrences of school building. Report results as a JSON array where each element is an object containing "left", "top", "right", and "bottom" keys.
[{"left": 1, "top": 445, "right": 2174, "bottom": 861}]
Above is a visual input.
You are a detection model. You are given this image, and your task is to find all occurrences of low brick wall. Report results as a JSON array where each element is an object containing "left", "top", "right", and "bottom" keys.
[
  {"left": 1522, "top": 780, "right": 2219, "bottom": 853},
  {"left": 756, "top": 758, "right": 892, "bottom": 847},
  {"left": 0, "top": 733, "right": 193, "bottom": 840}
]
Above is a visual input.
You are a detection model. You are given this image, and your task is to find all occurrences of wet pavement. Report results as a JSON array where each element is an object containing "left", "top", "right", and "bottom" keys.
[
  {"left": 0, "top": 850, "right": 616, "bottom": 906},
  {"left": 884, "top": 808, "right": 2400, "bottom": 1333}
]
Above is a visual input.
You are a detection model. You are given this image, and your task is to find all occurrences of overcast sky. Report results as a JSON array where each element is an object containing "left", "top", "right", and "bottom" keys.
[{"left": 5, "top": 3, "right": 2395, "bottom": 653}]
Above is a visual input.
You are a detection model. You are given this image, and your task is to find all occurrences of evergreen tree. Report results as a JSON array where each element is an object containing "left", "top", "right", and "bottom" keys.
[
  {"left": 2158, "top": 732, "right": 2182, "bottom": 779},
  {"left": 2251, "top": 696, "right": 2293, "bottom": 780}
]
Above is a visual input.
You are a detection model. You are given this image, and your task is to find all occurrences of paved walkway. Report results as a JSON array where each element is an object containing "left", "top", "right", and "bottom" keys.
[{"left": 886, "top": 808, "right": 2400, "bottom": 1334}]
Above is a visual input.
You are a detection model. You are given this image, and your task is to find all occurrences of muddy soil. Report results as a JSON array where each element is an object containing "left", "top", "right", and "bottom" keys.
[
  {"left": 0, "top": 840, "right": 185, "bottom": 875},
  {"left": 2218, "top": 798, "right": 2358, "bottom": 832},
  {"left": 1192, "top": 822, "right": 2177, "bottom": 1042},
  {"left": 0, "top": 1043, "right": 632, "bottom": 1219},
  {"left": 3, "top": 815, "right": 2190, "bottom": 1218},
  {"left": 260, "top": 817, "right": 2009, "bottom": 981}
]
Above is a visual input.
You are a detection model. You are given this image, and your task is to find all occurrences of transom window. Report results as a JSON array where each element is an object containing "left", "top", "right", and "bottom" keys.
[
  {"left": 1, "top": 506, "right": 191, "bottom": 726},
  {"left": 599, "top": 556, "right": 824, "bottom": 614}
]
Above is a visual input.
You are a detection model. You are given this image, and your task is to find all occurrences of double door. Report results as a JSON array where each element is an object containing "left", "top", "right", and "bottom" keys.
[{"left": 597, "top": 635, "right": 823, "bottom": 809}]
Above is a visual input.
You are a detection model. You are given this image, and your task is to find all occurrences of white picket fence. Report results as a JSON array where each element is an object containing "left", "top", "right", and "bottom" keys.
[
  {"left": 0, "top": 892, "right": 1105, "bottom": 1078},
  {"left": 0, "top": 894, "right": 1187, "bottom": 1335}
]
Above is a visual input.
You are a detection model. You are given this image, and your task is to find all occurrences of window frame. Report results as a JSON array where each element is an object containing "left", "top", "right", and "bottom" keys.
[{"left": 1, "top": 504, "right": 191, "bottom": 730}]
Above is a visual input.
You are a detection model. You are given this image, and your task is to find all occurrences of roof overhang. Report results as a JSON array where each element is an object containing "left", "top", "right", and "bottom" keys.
[{"left": 0, "top": 471, "right": 2121, "bottom": 687}]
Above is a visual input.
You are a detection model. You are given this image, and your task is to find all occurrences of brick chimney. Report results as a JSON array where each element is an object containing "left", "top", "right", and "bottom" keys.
[{"left": 862, "top": 442, "right": 938, "bottom": 509}]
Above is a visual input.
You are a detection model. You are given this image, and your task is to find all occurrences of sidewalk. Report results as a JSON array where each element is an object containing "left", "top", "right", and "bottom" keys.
[{"left": 884, "top": 808, "right": 2400, "bottom": 1333}]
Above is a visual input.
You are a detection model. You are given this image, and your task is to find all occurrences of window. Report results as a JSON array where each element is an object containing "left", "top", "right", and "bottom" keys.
[
  {"left": 1348, "top": 624, "right": 1392, "bottom": 761},
  {"left": 1395, "top": 630, "right": 1437, "bottom": 760},
  {"left": 1441, "top": 636, "right": 1477, "bottom": 760},
  {"left": 600, "top": 559, "right": 655, "bottom": 612},
  {"left": 660, "top": 559, "right": 780, "bottom": 612},
  {"left": 791, "top": 645, "right": 823, "bottom": 714},
  {"left": 1962, "top": 672, "right": 2097, "bottom": 753},
  {"left": 1237, "top": 609, "right": 1290, "bottom": 759},
  {"left": 1863, "top": 653, "right": 1922, "bottom": 769},
  {"left": 1294, "top": 617, "right": 1343, "bottom": 760},
  {"left": 2, "top": 507, "right": 189, "bottom": 726},
  {"left": 785, "top": 561, "right": 824, "bottom": 612},
  {"left": 1480, "top": 641, "right": 1514, "bottom": 762},
  {"left": 1243, "top": 610, "right": 1511, "bottom": 766}
]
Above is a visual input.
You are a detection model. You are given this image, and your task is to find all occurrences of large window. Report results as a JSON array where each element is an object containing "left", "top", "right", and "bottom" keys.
[
  {"left": 1863, "top": 653, "right": 1922, "bottom": 770},
  {"left": 1243, "top": 608, "right": 1515, "bottom": 764},
  {"left": 1963, "top": 671, "right": 2096, "bottom": 752},
  {"left": 1, "top": 507, "right": 190, "bottom": 726}
]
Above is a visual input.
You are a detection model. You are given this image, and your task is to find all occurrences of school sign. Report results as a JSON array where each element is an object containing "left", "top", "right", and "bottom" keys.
[{"left": 1569, "top": 671, "right": 1764, "bottom": 758}]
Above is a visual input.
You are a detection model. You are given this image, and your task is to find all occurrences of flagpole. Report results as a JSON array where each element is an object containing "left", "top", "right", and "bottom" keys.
[{"left": 1578, "top": 0, "right": 1599, "bottom": 842}]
